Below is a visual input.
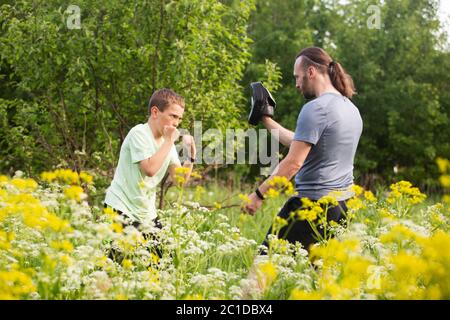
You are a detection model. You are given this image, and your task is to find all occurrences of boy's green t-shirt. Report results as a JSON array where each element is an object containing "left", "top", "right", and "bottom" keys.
[{"left": 105, "top": 123, "right": 180, "bottom": 222}]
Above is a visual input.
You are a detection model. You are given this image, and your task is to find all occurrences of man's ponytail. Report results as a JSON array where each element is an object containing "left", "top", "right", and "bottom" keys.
[
  {"left": 328, "top": 61, "right": 356, "bottom": 99},
  {"left": 297, "top": 47, "right": 356, "bottom": 99}
]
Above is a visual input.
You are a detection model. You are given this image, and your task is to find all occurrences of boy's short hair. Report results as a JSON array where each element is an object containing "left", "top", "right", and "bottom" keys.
[{"left": 148, "top": 88, "right": 185, "bottom": 114}]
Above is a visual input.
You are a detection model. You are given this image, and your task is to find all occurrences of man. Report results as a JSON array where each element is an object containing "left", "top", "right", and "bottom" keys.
[
  {"left": 245, "top": 47, "right": 363, "bottom": 252},
  {"left": 104, "top": 88, "right": 196, "bottom": 229}
]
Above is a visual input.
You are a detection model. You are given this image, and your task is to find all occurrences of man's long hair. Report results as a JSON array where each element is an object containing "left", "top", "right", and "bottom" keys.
[{"left": 296, "top": 47, "right": 356, "bottom": 99}]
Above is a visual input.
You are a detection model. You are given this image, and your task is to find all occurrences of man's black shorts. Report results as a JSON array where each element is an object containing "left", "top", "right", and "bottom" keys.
[{"left": 261, "top": 196, "right": 348, "bottom": 253}]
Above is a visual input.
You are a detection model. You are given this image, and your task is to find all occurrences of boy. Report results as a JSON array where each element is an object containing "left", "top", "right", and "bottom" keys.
[{"left": 104, "top": 88, "right": 196, "bottom": 228}]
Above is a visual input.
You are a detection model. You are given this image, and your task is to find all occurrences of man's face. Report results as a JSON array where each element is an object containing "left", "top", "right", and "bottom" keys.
[
  {"left": 294, "top": 57, "right": 316, "bottom": 100},
  {"left": 151, "top": 103, "right": 184, "bottom": 132}
]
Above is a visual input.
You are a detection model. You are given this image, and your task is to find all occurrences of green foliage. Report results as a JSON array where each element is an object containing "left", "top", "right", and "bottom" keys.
[
  {"left": 243, "top": 0, "right": 316, "bottom": 129},
  {"left": 1, "top": 0, "right": 449, "bottom": 190},
  {"left": 331, "top": 0, "right": 449, "bottom": 188},
  {"left": 245, "top": 0, "right": 450, "bottom": 188},
  {"left": 0, "top": 0, "right": 255, "bottom": 174}
]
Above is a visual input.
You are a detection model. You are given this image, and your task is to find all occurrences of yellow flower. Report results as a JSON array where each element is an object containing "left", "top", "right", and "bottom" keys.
[
  {"left": 122, "top": 259, "right": 133, "bottom": 270},
  {"left": 147, "top": 267, "right": 160, "bottom": 284},
  {"left": 300, "top": 197, "right": 314, "bottom": 208},
  {"left": 43, "top": 254, "right": 57, "bottom": 270},
  {"left": 272, "top": 216, "right": 288, "bottom": 230},
  {"left": 387, "top": 181, "right": 426, "bottom": 205},
  {"left": 389, "top": 252, "right": 428, "bottom": 279},
  {"left": 174, "top": 167, "right": 190, "bottom": 175},
  {"left": 21, "top": 205, "right": 72, "bottom": 232},
  {"left": 290, "top": 289, "right": 322, "bottom": 300},
  {"left": 346, "top": 197, "right": 364, "bottom": 211},
  {"left": 439, "top": 175, "right": 450, "bottom": 188},
  {"left": 190, "top": 171, "right": 203, "bottom": 179},
  {"left": 285, "top": 186, "right": 296, "bottom": 196},
  {"left": 265, "top": 188, "right": 279, "bottom": 198},
  {"left": 387, "top": 190, "right": 401, "bottom": 203},
  {"left": 268, "top": 238, "right": 290, "bottom": 254},
  {"left": 443, "top": 195, "right": 450, "bottom": 205},
  {"left": 310, "top": 238, "right": 361, "bottom": 263},
  {"left": 103, "top": 207, "right": 118, "bottom": 220},
  {"left": 10, "top": 178, "right": 38, "bottom": 191},
  {"left": 41, "top": 171, "right": 56, "bottom": 183},
  {"left": 110, "top": 222, "right": 123, "bottom": 234},
  {"left": 318, "top": 195, "right": 338, "bottom": 207},
  {"left": 0, "top": 231, "right": 14, "bottom": 250},
  {"left": 297, "top": 198, "right": 324, "bottom": 222},
  {"left": 64, "top": 185, "right": 85, "bottom": 202},
  {"left": 54, "top": 169, "right": 80, "bottom": 185},
  {"left": 312, "top": 206, "right": 324, "bottom": 220},
  {"left": 238, "top": 193, "right": 251, "bottom": 206},
  {"left": 185, "top": 294, "right": 204, "bottom": 300},
  {"left": 380, "top": 224, "right": 423, "bottom": 244},
  {"left": 50, "top": 240, "right": 74, "bottom": 252},
  {"left": 297, "top": 209, "right": 309, "bottom": 220},
  {"left": 257, "top": 262, "right": 278, "bottom": 288},
  {"left": 379, "top": 208, "right": 395, "bottom": 220},
  {"left": 329, "top": 220, "right": 339, "bottom": 227},
  {"left": 150, "top": 253, "right": 160, "bottom": 264},
  {"left": 364, "top": 191, "right": 377, "bottom": 202},
  {"left": 351, "top": 184, "right": 364, "bottom": 197},
  {"left": 268, "top": 176, "right": 288, "bottom": 187},
  {"left": 174, "top": 167, "right": 190, "bottom": 187},
  {"left": 96, "top": 256, "right": 109, "bottom": 268},
  {"left": 60, "top": 254, "right": 74, "bottom": 266},
  {"left": 436, "top": 157, "right": 449, "bottom": 173},
  {"left": 0, "top": 270, "right": 36, "bottom": 299},
  {"left": 214, "top": 202, "right": 222, "bottom": 209},
  {"left": 79, "top": 171, "right": 93, "bottom": 184},
  {"left": 268, "top": 176, "right": 295, "bottom": 196},
  {"left": 0, "top": 175, "right": 8, "bottom": 183}
]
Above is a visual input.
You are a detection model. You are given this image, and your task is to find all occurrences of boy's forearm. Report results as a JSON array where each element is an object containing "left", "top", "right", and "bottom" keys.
[{"left": 141, "top": 140, "right": 173, "bottom": 176}]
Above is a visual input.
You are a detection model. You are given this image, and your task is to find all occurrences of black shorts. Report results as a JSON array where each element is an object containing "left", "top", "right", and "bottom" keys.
[
  {"left": 261, "top": 196, "right": 348, "bottom": 253},
  {"left": 103, "top": 203, "right": 163, "bottom": 259},
  {"left": 103, "top": 203, "right": 162, "bottom": 230}
]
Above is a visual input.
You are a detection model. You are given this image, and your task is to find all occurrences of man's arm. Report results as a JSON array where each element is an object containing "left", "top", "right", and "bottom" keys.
[
  {"left": 262, "top": 116, "right": 295, "bottom": 148},
  {"left": 245, "top": 140, "right": 312, "bottom": 215},
  {"left": 259, "top": 140, "right": 311, "bottom": 194}
]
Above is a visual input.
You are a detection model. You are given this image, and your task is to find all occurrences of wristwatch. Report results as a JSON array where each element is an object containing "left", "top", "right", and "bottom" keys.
[{"left": 255, "top": 188, "right": 265, "bottom": 200}]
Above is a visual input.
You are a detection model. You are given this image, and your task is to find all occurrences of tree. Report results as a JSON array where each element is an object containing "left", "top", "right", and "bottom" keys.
[
  {"left": 244, "top": 0, "right": 450, "bottom": 189},
  {"left": 0, "top": 0, "right": 255, "bottom": 175}
]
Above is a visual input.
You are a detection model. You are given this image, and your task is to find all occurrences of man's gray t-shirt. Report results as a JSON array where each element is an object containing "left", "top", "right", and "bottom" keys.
[{"left": 293, "top": 92, "right": 363, "bottom": 201}]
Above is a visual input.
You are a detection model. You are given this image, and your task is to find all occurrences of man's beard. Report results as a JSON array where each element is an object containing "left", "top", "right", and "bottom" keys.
[{"left": 301, "top": 75, "right": 316, "bottom": 100}]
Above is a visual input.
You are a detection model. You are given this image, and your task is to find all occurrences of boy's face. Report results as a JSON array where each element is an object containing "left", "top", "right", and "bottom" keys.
[{"left": 151, "top": 103, "right": 184, "bottom": 132}]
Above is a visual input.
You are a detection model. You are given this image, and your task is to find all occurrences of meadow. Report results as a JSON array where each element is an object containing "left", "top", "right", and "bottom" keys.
[{"left": 1, "top": 160, "right": 449, "bottom": 300}]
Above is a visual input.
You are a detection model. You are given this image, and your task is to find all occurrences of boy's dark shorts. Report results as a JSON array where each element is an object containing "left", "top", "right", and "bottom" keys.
[{"left": 103, "top": 203, "right": 163, "bottom": 259}]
